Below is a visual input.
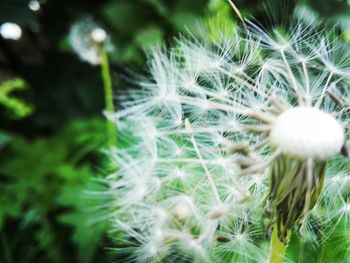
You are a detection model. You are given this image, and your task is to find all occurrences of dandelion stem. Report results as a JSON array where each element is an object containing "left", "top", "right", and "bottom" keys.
[
  {"left": 268, "top": 225, "right": 289, "bottom": 263},
  {"left": 99, "top": 45, "right": 117, "bottom": 148},
  {"left": 226, "top": 0, "right": 245, "bottom": 24}
]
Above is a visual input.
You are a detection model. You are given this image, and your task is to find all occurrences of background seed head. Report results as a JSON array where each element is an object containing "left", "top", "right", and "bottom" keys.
[{"left": 69, "top": 18, "right": 112, "bottom": 65}]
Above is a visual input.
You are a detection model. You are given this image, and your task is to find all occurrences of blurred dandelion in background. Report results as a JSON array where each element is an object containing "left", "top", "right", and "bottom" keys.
[
  {"left": 69, "top": 18, "right": 117, "bottom": 148},
  {"left": 69, "top": 18, "right": 113, "bottom": 66},
  {"left": 0, "top": 22, "right": 22, "bottom": 40},
  {"left": 28, "top": 0, "right": 41, "bottom": 12},
  {"left": 104, "top": 8, "right": 350, "bottom": 263}
]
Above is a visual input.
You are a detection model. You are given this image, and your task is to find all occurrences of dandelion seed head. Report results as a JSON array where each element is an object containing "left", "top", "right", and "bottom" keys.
[
  {"left": 69, "top": 18, "right": 112, "bottom": 65},
  {"left": 90, "top": 27, "right": 107, "bottom": 43},
  {"left": 29, "top": 0, "right": 40, "bottom": 12},
  {"left": 270, "top": 106, "right": 344, "bottom": 159},
  {"left": 108, "top": 11, "right": 350, "bottom": 261}
]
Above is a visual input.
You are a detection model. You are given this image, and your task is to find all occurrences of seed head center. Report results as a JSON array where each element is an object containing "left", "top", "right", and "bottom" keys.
[{"left": 270, "top": 106, "right": 344, "bottom": 160}]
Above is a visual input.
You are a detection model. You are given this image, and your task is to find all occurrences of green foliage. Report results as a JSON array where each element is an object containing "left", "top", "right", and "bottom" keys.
[
  {"left": 206, "top": 0, "right": 237, "bottom": 42},
  {"left": 0, "top": 79, "right": 33, "bottom": 119},
  {"left": 308, "top": 0, "right": 350, "bottom": 45},
  {"left": 57, "top": 165, "right": 109, "bottom": 263},
  {"left": 134, "top": 26, "right": 164, "bottom": 50},
  {"left": 0, "top": 131, "right": 10, "bottom": 150},
  {"left": 99, "top": 0, "right": 208, "bottom": 65},
  {"left": 0, "top": 118, "right": 111, "bottom": 263}
]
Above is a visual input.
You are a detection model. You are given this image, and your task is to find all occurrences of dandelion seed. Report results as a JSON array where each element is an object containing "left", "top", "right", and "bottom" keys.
[{"left": 108, "top": 10, "right": 350, "bottom": 262}]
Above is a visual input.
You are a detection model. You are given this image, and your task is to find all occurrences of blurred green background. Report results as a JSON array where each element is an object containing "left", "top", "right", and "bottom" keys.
[{"left": 0, "top": 0, "right": 349, "bottom": 262}]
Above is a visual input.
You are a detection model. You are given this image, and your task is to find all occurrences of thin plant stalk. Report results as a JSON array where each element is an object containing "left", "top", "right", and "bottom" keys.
[
  {"left": 269, "top": 225, "right": 290, "bottom": 263},
  {"left": 99, "top": 45, "right": 117, "bottom": 148},
  {"left": 226, "top": 0, "right": 245, "bottom": 24}
]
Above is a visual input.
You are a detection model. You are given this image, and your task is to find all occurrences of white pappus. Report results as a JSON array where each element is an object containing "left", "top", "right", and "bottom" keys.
[{"left": 107, "top": 12, "right": 350, "bottom": 263}]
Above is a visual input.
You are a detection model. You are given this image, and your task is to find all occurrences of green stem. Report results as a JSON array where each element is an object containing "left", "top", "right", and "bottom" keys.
[
  {"left": 99, "top": 46, "right": 117, "bottom": 148},
  {"left": 269, "top": 225, "right": 289, "bottom": 263}
]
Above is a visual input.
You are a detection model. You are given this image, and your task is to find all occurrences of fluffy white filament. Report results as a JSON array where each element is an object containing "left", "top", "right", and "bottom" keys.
[{"left": 105, "top": 13, "right": 350, "bottom": 263}]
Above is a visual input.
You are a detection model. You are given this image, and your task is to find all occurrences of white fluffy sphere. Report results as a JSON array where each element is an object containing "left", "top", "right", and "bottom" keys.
[
  {"left": 90, "top": 28, "right": 106, "bottom": 43},
  {"left": 0, "top": 23, "right": 22, "bottom": 40},
  {"left": 270, "top": 107, "right": 344, "bottom": 160}
]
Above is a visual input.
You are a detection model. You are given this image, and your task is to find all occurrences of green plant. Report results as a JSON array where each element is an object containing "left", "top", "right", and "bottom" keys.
[
  {"left": 0, "top": 118, "right": 112, "bottom": 263},
  {"left": 0, "top": 79, "right": 33, "bottom": 119}
]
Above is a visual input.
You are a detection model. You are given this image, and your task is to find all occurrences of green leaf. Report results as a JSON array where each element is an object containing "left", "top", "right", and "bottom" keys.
[
  {"left": 59, "top": 211, "right": 107, "bottom": 263},
  {"left": 0, "top": 78, "right": 34, "bottom": 119}
]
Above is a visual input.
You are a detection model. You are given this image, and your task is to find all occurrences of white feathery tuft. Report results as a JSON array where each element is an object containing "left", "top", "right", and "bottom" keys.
[{"left": 105, "top": 11, "right": 350, "bottom": 262}]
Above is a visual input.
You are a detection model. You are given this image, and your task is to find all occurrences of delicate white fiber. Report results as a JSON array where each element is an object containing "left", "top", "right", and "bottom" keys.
[{"left": 104, "top": 11, "right": 350, "bottom": 262}]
